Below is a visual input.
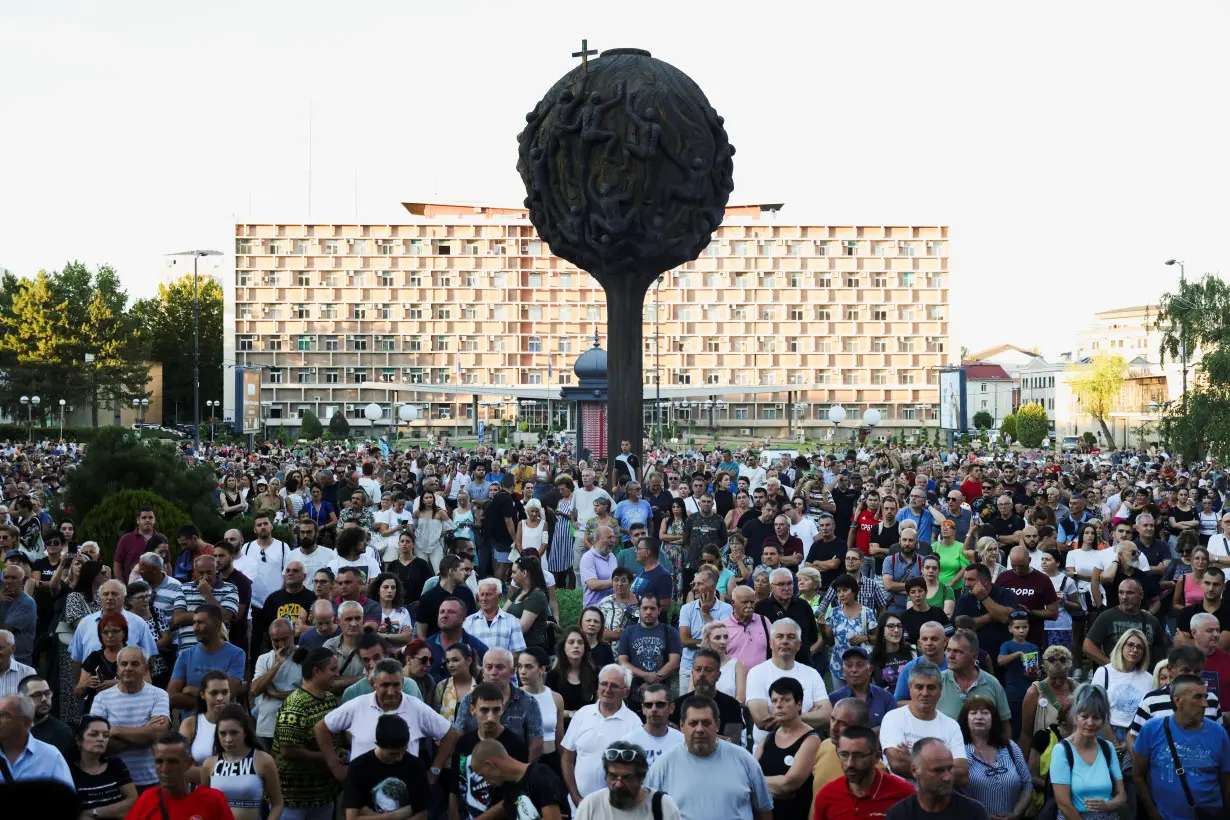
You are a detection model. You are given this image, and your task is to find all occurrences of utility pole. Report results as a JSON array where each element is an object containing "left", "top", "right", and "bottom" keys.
[{"left": 168, "top": 249, "right": 222, "bottom": 452}]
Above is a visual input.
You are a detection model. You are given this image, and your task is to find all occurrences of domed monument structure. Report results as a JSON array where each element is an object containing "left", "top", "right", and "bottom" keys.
[{"left": 517, "top": 46, "right": 734, "bottom": 487}]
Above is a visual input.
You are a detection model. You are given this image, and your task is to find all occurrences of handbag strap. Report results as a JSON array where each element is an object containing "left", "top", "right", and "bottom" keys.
[{"left": 1162, "top": 717, "right": 1199, "bottom": 809}]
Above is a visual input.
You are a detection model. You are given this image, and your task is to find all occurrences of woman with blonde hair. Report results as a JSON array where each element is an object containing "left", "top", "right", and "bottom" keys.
[
  {"left": 975, "top": 536, "right": 1005, "bottom": 582},
  {"left": 1151, "top": 658, "right": 1171, "bottom": 689},
  {"left": 696, "top": 619, "right": 746, "bottom": 701},
  {"left": 516, "top": 498, "right": 549, "bottom": 561},
  {"left": 1091, "top": 628, "right": 1152, "bottom": 751}
]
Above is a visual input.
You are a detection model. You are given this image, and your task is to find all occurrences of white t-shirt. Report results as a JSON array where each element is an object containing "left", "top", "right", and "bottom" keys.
[
  {"left": 740, "top": 465, "right": 767, "bottom": 491},
  {"left": 323, "top": 691, "right": 451, "bottom": 760},
  {"left": 620, "top": 726, "right": 685, "bottom": 768},
  {"left": 1207, "top": 534, "right": 1230, "bottom": 562},
  {"left": 286, "top": 545, "right": 338, "bottom": 591},
  {"left": 253, "top": 649, "right": 304, "bottom": 737},
  {"left": 327, "top": 552, "right": 384, "bottom": 585},
  {"left": 790, "top": 517, "right": 819, "bottom": 546},
  {"left": 575, "top": 789, "right": 682, "bottom": 820},
  {"left": 1066, "top": 549, "right": 1104, "bottom": 594},
  {"left": 574, "top": 487, "right": 614, "bottom": 530},
  {"left": 745, "top": 660, "right": 830, "bottom": 744},
  {"left": 561, "top": 703, "right": 643, "bottom": 799},
  {"left": 878, "top": 706, "right": 966, "bottom": 783},
  {"left": 1093, "top": 665, "right": 1152, "bottom": 729},
  {"left": 1097, "top": 544, "right": 1150, "bottom": 572}
]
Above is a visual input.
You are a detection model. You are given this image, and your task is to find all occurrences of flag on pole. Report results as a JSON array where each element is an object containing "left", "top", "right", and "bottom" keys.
[{"left": 548, "top": 353, "right": 553, "bottom": 382}]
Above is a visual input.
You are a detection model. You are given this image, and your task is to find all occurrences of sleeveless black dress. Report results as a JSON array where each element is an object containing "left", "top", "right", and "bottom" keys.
[{"left": 760, "top": 728, "right": 817, "bottom": 820}]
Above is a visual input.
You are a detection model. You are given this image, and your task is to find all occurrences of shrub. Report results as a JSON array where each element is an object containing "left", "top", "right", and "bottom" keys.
[
  {"left": 79, "top": 489, "right": 193, "bottom": 567},
  {"left": 973, "top": 411, "right": 994, "bottom": 430},
  {"left": 1083, "top": 431, "right": 1097, "bottom": 448},
  {"left": 1016, "top": 402, "right": 1050, "bottom": 448},
  {"left": 300, "top": 410, "right": 323, "bottom": 440},
  {"left": 1000, "top": 414, "right": 1018, "bottom": 442},
  {"left": 64, "top": 427, "right": 217, "bottom": 527},
  {"left": 557, "top": 587, "right": 583, "bottom": 629},
  {"left": 328, "top": 413, "right": 351, "bottom": 438}
]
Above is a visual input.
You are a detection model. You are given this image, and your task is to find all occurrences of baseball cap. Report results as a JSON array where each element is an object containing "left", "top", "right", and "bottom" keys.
[
  {"left": 841, "top": 646, "right": 871, "bottom": 661},
  {"left": 4, "top": 550, "right": 27, "bottom": 563}
]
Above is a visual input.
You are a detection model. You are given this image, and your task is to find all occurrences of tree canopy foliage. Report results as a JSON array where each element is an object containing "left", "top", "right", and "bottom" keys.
[
  {"left": 133, "top": 274, "right": 223, "bottom": 427},
  {"left": 1156, "top": 274, "right": 1230, "bottom": 460},
  {"left": 1016, "top": 402, "right": 1049, "bottom": 448},
  {"left": 1068, "top": 354, "right": 1126, "bottom": 449}
]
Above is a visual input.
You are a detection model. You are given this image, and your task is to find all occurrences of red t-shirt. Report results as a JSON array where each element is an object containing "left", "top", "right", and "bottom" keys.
[
  {"left": 814, "top": 769, "right": 916, "bottom": 820},
  {"left": 994, "top": 568, "right": 1059, "bottom": 647},
  {"left": 853, "top": 510, "right": 880, "bottom": 555},
  {"left": 113, "top": 530, "right": 160, "bottom": 577},
  {"left": 1203, "top": 648, "right": 1230, "bottom": 712},
  {"left": 959, "top": 479, "right": 983, "bottom": 502},
  {"left": 127, "top": 785, "right": 234, "bottom": 820}
]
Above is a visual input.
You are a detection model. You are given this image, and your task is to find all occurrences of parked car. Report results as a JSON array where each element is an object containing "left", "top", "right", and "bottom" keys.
[{"left": 1062, "top": 436, "right": 1080, "bottom": 452}]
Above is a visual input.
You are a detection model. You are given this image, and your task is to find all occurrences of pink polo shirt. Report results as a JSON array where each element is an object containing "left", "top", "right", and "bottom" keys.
[{"left": 724, "top": 612, "right": 771, "bottom": 671}]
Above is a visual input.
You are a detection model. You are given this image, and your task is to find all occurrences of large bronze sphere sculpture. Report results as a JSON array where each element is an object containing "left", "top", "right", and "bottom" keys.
[{"left": 517, "top": 48, "right": 734, "bottom": 483}]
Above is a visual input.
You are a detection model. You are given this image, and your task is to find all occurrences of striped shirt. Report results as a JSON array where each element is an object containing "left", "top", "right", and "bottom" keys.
[
  {"left": 462, "top": 609, "right": 527, "bottom": 655},
  {"left": 89, "top": 683, "right": 170, "bottom": 787},
  {"left": 1128, "top": 683, "right": 1222, "bottom": 737},
  {"left": 0, "top": 660, "right": 35, "bottom": 697},
  {"left": 171, "top": 578, "right": 240, "bottom": 649},
  {"left": 148, "top": 574, "right": 182, "bottom": 618},
  {"left": 958, "top": 740, "right": 1032, "bottom": 816}
]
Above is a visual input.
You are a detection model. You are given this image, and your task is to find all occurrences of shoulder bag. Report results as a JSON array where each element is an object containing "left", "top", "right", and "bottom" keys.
[{"left": 1162, "top": 716, "right": 1222, "bottom": 820}]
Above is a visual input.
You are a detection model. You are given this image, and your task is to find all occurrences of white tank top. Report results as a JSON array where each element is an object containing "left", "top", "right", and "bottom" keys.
[
  {"left": 210, "top": 749, "right": 264, "bottom": 809},
  {"left": 527, "top": 688, "right": 558, "bottom": 743},
  {"left": 717, "top": 657, "right": 738, "bottom": 698},
  {"left": 191, "top": 715, "right": 216, "bottom": 765},
  {"left": 522, "top": 520, "right": 547, "bottom": 550}
]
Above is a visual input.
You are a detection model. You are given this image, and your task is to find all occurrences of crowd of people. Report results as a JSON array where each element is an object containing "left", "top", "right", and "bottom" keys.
[{"left": 2, "top": 437, "right": 1230, "bottom": 820}]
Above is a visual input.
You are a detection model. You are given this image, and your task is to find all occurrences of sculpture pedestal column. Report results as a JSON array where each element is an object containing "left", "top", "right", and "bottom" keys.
[{"left": 604, "top": 281, "right": 648, "bottom": 490}]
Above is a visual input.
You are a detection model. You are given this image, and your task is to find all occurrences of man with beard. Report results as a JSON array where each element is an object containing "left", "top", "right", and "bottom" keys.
[
  {"left": 644, "top": 696, "right": 773, "bottom": 820},
  {"left": 672, "top": 648, "right": 744, "bottom": 741},
  {"left": 17, "top": 674, "right": 73, "bottom": 761},
  {"left": 885, "top": 738, "right": 988, "bottom": 820},
  {"left": 450, "top": 683, "right": 531, "bottom": 820},
  {"left": 574, "top": 740, "right": 681, "bottom": 820}
]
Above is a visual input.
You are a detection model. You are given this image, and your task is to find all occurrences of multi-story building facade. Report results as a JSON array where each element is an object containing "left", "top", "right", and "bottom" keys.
[
  {"left": 1076, "top": 305, "right": 1191, "bottom": 404},
  {"left": 224, "top": 202, "right": 950, "bottom": 439}
]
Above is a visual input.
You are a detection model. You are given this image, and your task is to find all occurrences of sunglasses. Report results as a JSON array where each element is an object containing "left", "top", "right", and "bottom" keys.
[{"left": 603, "top": 748, "right": 644, "bottom": 762}]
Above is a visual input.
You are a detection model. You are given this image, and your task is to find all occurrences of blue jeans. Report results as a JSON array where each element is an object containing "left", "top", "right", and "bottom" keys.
[{"left": 282, "top": 805, "right": 334, "bottom": 820}]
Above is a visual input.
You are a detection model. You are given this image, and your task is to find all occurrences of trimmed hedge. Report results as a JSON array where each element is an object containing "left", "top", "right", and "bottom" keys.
[
  {"left": 80, "top": 489, "right": 193, "bottom": 566},
  {"left": 0, "top": 423, "right": 182, "bottom": 443},
  {"left": 557, "top": 587, "right": 582, "bottom": 630}
]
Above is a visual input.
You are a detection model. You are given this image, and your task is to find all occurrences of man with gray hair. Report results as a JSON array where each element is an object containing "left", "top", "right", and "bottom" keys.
[
  {"left": 561, "top": 663, "right": 641, "bottom": 807},
  {"left": 89, "top": 645, "right": 171, "bottom": 790},
  {"left": 170, "top": 553, "right": 240, "bottom": 650},
  {"left": 573, "top": 468, "right": 612, "bottom": 575},
  {"left": 0, "top": 629, "right": 33, "bottom": 697},
  {"left": 323, "top": 599, "right": 368, "bottom": 694},
  {"left": 755, "top": 565, "right": 818, "bottom": 665},
  {"left": 0, "top": 563, "right": 36, "bottom": 666},
  {"left": 1185, "top": 609, "right": 1230, "bottom": 709},
  {"left": 580, "top": 524, "right": 620, "bottom": 608},
  {"left": 69, "top": 579, "right": 157, "bottom": 669},
  {"left": 464, "top": 576, "right": 527, "bottom": 656},
  {"left": 0, "top": 693, "right": 73, "bottom": 787},
  {"left": 136, "top": 550, "right": 182, "bottom": 618},
  {"left": 746, "top": 618, "right": 831, "bottom": 744},
  {"left": 879, "top": 661, "right": 968, "bottom": 787}
]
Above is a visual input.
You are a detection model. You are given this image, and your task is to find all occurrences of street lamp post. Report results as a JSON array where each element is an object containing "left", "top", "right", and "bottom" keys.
[
  {"left": 19, "top": 395, "right": 40, "bottom": 443},
  {"left": 863, "top": 408, "right": 881, "bottom": 446},
  {"left": 168, "top": 249, "right": 223, "bottom": 452},
  {"left": 206, "top": 400, "right": 219, "bottom": 444},
  {"left": 1165, "top": 259, "right": 1189, "bottom": 410},
  {"left": 827, "top": 405, "right": 846, "bottom": 450},
  {"left": 131, "top": 397, "right": 149, "bottom": 426},
  {"left": 654, "top": 275, "right": 663, "bottom": 447},
  {"left": 58, "top": 398, "right": 66, "bottom": 439}
]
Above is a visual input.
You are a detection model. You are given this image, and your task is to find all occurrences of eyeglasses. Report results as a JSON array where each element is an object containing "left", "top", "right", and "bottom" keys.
[
  {"left": 25, "top": 690, "right": 51, "bottom": 700},
  {"left": 603, "top": 748, "right": 644, "bottom": 763},
  {"left": 836, "top": 751, "right": 875, "bottom": 762},
  {"left": 641, "top": 701, "right": 669, "bottom": 710}
]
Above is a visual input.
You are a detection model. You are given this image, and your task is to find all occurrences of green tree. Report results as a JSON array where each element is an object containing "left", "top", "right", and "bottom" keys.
[
  {"left": 1082, "top": 431, "right": 1097, "bottom": 449},
  {"left": 1156, "top": 274, "right": 1230, "bottom": 459},
  {"left": 300, "top": 409, "right": 323, "bottom": 439},
  {"left": 0, "top": 271, "right": 76, "bottom": 419},
  {"left": 1068, "top": 354, "right": 1126, "bottom": 449},
  {"left": 63, "top": 427, "right": 216, "bottom": 526},
  {"left": 1016, "top": 402, "right": 1049, "bottom": 448},
  {"left": 329, "top": 411, "right": 351, "bottom": 438},
  {"left": 134, "top": 275, "right": 223, "bottom": 426},
  {"left": 1000, "top": 413, "right": 1018, "bottom": 441},
  {"left": 972, "top": 411, "right": 994, "bottom": 430}
]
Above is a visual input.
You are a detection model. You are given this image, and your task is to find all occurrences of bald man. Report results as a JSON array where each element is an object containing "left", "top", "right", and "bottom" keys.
[{"left": 994, "top": 545, "right": 1058, "bottom": 647}]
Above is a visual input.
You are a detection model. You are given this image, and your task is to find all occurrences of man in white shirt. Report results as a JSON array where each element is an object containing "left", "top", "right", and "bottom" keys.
[
  {"left": 739, "top": 454, "right": 767, "bottom": 492},
  {"left": 561, "top": 664, "right": 643, "bottom": 807},
  {"left": 234, "top": 512, "right": 291, "bottom": 669},
  {"left": 1207, "top": 512, "right": 1230, "bottom": 570},
  {"left": 619, "top": 683, "right": 683, "bottom": 767},
  {"left": 315, "top": 657, "right": 457, "bottom": 783},
  {"left": 878, "top": 660, "right": 969, "bottom": 788},
  {"left": 573, "top": 470, "right": 613, "bottom": 571},
  {"left": 286, "top": 519, "right": 337, "bottom": 591},
  {"left": 745, "top": 618, "right": 830, "bottom": 744},
  {"left": 786, "top": 502, "right": 820, "bottom": 547}
]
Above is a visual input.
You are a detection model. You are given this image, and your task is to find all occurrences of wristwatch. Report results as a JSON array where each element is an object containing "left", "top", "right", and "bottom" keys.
[{"left": 430, "top": 766, "right": 442, "bottom": 776}]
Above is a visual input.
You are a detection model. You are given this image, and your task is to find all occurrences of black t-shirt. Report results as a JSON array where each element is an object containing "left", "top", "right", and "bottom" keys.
[
  {"left": 901, "top": 607, "right": 952, "bottom": 643},
  {"left": 485, "top": 492, "right": 521, "bottom": 548},
  {"left": 1177, "top": 598, "right": 1230, "bottom": 635},
  {"left": 343, "top": 748, "right": 430, "bottom": 813},
  {"left": 72, "top": 756, "right": 133, "bottom": 811},
  {"left": 831, "top": 487, "right": 860, "bottom": 539},
  {"left": 1104, "top": 568, "right": 1162, "bottom": 611},
  {"left": 672, "top": 689, "right": 744, "bottom": 738},
  {"left": 501, "top": 762, "right": 572, "bottom": 820},
  {"left": 451, "top": 729, "right": 530, "bottom": 819},
  {"left": 1136, "top": 538, "right": 1171, "bottom": 573},
  {"left": 805, "top": 538, "right": 846, "bottom": 588},
  {"left": 30, "top": 555, "right": 65, "bottom": 630},
  {"left": 886, "top": 793, "right": 991, "bottom": 820},
  {"left": 262, "top": 587, "right": 316, "bottom": 628},
  {"left": 991, "top": 514, "right": 1026, "bottom": 539},
  {"left": 415, "top": 582, "right": 478, "bottom": 637},
  {"left": 739, "top": 516, "right": 777, "bottom": 564},
  {"left": 391, "top": 557, "right": 434, "bottom": 604},
  {"left": 32, "top": 716, "right": 75, "bottom": 763}
]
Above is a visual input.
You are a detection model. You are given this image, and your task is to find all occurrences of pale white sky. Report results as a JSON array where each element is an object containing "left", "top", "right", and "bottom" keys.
[{"left": 1, "top": 1, "right": 1226, "bottom": 358}]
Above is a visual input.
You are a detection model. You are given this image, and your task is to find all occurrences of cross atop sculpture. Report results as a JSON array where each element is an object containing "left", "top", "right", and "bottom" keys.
[{"left": 571, "top": 39, "right": 597, "bottom": 74}]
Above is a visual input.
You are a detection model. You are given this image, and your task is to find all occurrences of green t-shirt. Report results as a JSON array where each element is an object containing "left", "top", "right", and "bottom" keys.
[
  {"left": 926, "top": 585, "right": 956, "bottom": 610},
  {"left": 273, "top": 687, "right": 342, "bottom": 808},
  {"left": 936, "top": 669, "right": 1011, "bottom": 724}
]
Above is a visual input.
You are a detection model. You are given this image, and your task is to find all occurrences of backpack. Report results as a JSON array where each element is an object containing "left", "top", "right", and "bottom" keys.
[{"left": 1029, "top": 734, "right": 1114, "bottom": 820}]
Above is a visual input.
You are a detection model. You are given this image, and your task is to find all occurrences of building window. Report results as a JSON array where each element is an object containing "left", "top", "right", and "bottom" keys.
[
  {"left": 434, "top": 306, "right": 452, "bottom": 320},
  {"left": 871, "top": 370, "right": 888, "bottom": 385},
  {"left": 558, "top": 337, "right": 573, "bottom": 353},
  {"left": 705, "top": 370, "right": 721, "bottom": 384},
  {"left": 297, "top": 335, "right": 313, "bottom": 351},
  {"left": 926, "top": 336, "right": 945, "bottom": 352},
  {"left": 845, "top": 274, "right": 860, "bottom": 288},
  {"left": 434, "top": 335, "right": 450, "bottom": 351},
  {"left": 843, "top": 241, "right": 858, "bottom": 256},
  {"left": 843, "top": 370, "right": 859, "bottom": 385},
  {"left": 872, "top": 273, "right": 888, "bottom": 287},
  {"left": 871, "top": 338, "right": 888, "bottom": 352},
  {"left": 734, "top": 405, "right": 750, "bottom": 420},
  {"left": 872, "top": 306, "right": 888, "bottom": 321},
  {"left": 900, "top": 338, "right": 915, "bottom": 352},
  {"left": 237, "top": 336, "right": 254, "bottom": 352},
  {"left": 817, "top": 274, "right": 832, "bottom": 288},
  {"left": 816, "top": 307, "right": 831, "bottom": 321},
  {"left": 902, "top": 407, "right": 916, "bottom": 420},
  {"left": 267, "top": 337, "right": 283, "bottom": 351},
  {"left": 844, "top": 306, "right": 860, "bottom": 320},
  {"left": 268, "top": 368, "right": 283, "bottom": 384},
  {"left": 843, "top": 338, "right": 859, "bottom": 353},
  {"left": 981, "top": 383, "right": 988, "bottom": 393},
  {"left": 297, "top": 369, "right": 312, "bottom": 384},
  {"left": 679, "top": 305, "right": 694, "bottom": 321},
  {"left": 323, "top": 241, "right": 339, "bottom": 255},
  {"left": 763, "top": 406, "right": 778, "bottom": 420},
  {"left": 528, "top": 337, "right": 542, "bottom": 352},
  {"left": 759, "top": 307, "right": 774, "bottom": 321},
  {"left": 408, "top": 368, "right": 425, "bottom": 384},
  {"left": 901, "top": 371, "right": 916, "bottom": 385},
  {"left": 325, "top": 369, "right": 339, "bottom": 384},
  {"left": 900, "top": 272, "right": 916, "bottom": 287}
]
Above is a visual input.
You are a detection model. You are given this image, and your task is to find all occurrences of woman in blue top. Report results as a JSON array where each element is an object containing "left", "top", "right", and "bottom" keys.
[{"left": 1049, "top": 683, "right": 1127, "bottom": 820}]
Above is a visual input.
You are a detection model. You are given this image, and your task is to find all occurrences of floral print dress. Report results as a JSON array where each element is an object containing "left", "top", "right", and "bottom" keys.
[
  {"left": 825, "top": 605, "right": 877, "bottom": 682},
  {"left": 661, "top": 519, "right": 685, "bottom": 598}
]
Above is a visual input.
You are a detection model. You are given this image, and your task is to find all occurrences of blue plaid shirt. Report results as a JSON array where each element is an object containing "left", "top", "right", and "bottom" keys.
[{"left": 463, "top": 609, "right": 527, "bottom": 656}]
